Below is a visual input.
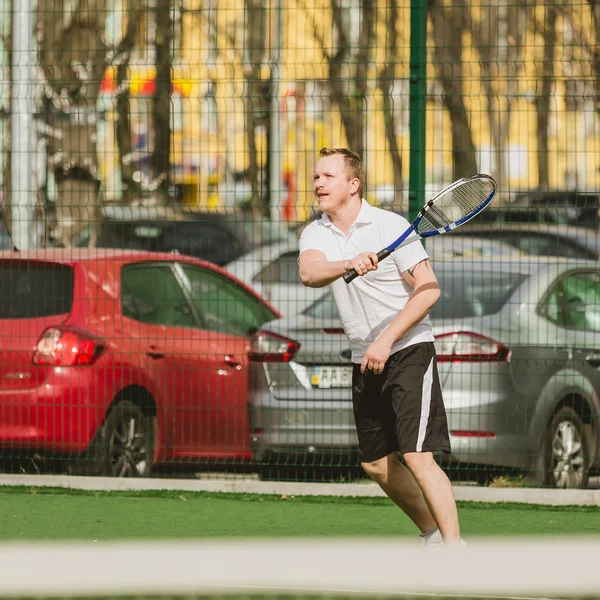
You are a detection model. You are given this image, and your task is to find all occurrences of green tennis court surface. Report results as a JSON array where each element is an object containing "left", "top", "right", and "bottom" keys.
[{"left": 1, "top": 486, "right": 599, "bottom": 540}]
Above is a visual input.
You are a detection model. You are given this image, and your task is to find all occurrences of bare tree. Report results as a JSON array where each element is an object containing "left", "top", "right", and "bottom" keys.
[
  {"left": 153, "top": 0, "right": 172, "bottom": 204},
  {"left": 37, "top": 0, "right": 107, "bottom": 246},
  {"left": 533, "top": 5, "right": 558, "bottom": 191},
  {"left": 114, "top": 0, "right": 145, "bottom": 203},
  {"left": 300, "top": 0, "right": 376, "bottom": 160},
  {"left": 429, "top": 0, "right": 477, "bottom": 181},
  {"left": 243, "top": 0, "right": 270, "bottom": 216},
  {"left": 466, "top": 0, "right": 529, "bottom": 193},
  {"left": 558, "top": 2, "right": 600, "bottom": 190},
  {"left": 588, "top": 0, "right": 600, "bottom": 230},
  {"left": 182, "top": 1, "right": 269, "bottom": 215},
  {"left": 376, "top": 0, "right": 403, "bottom": 208},
  {"left": 0, "top": 4, "right": 11, "bottom": 231},
  {"left": 587, "top": 1, "right": 600, "bottom": 121}
]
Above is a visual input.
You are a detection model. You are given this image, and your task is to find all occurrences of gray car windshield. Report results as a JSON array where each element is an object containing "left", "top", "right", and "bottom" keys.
[{"left": 305, "top": 270, "right": 528, "bottom": 320}]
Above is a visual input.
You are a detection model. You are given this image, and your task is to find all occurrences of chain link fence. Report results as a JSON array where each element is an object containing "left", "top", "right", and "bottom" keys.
[{"left": 0, "top": 0, "right": 599, "bottom": 487}]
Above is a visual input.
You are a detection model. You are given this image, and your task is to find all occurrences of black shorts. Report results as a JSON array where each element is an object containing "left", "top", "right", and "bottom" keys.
[{"left": 352, "top": 342, "right": 451, "bottom": 463}]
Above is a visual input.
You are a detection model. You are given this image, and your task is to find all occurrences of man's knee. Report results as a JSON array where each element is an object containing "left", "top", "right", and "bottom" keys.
[
  {"left": 361, "top": 453, "right": 397, "bottom": 483},
  {"left": 403, "top": 451, "right": 435, "bottom": 479}
]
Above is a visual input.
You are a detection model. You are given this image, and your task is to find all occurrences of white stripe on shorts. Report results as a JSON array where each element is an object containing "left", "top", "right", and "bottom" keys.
[{"left": 416, "top": 357, "right": 434, "bottom": 452}]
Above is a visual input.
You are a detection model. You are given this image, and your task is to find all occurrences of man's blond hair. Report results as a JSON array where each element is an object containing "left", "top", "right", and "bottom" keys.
[{"left": 319, "top": 147, "right": 365, "bottom": 198}]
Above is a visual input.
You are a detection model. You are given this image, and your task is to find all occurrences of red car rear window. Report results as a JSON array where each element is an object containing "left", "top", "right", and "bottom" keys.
[{"left": 0, "top": 261, "right": 74, "bottom": 319}]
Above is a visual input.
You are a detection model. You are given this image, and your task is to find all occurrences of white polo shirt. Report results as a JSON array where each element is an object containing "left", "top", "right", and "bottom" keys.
[{"left": 299, "top": 199, "right": 434, "bottom": 363}]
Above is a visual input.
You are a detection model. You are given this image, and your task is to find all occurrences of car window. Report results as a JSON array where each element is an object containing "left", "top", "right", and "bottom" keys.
[
  {"left": 475, "top": 208, "right": 566, "bottom": 226},
  {"left": 79, "top": 220, "right": 247, "bottom": 266},
  {"left": 304, "top": 293, "right": 340, "bottom": 320},
  {"left": 543, "top": 271, "right": 600, "bottom": 332},
  {"left": 512, "top": 234, "right": 589, "bottom": 259},
  {"left": 83, "top": 222, "right": 166, "bottom": 251},
  {"left": 121, "top": 264, "right": 196, "bottom": 328},
  {"left": 455, "top": 229, "right": 597, "bottom": 260},
  {"left": 428, "top": 237, "right": 522, "bottom": 260},
  {"left": 516, "top": 193, "right": 599, "bottom": 229},
  {"left": 433, "top": 271, "right": 527, "bottom": 318},
  {"left": 162, "top": 222, "right": 244, "bottom": 265},
  {"left": 0, "top": 261, "right": 74, "bottom": 319},
  {"left": 240, "top": 219, "right": 293, "bottom": 247},
  {"left": 254, "top": 252, "right": 301, "bottom": 285},
  {"left": 182, "top": 266, "right": 277, "bottom": 336},
  {"left": 304, "top": 270, "right": 527, "bottom": 321}
]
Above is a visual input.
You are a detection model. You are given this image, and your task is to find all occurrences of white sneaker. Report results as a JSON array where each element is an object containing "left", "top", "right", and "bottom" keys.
[
  {"left": 418, "top": 529, "right": 466, "bottom": 550},
  {"left": 418, "top": 527, "right": 444, "bottom": 549}
]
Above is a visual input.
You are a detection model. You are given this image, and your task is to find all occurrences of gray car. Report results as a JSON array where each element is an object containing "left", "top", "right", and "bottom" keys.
[
  {"left": 227, "top": 237, "right": 523, "bottom": 317},
  {"left": 249, "top": 258, "right": 600, "bottom": 488}
]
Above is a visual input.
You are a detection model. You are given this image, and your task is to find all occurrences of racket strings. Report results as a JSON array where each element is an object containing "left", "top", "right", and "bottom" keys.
[{"left": 417, "top": 178, "right": 495, "bottom": 234}]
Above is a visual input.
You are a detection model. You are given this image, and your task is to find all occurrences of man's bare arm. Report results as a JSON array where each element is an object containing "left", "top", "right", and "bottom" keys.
[
  {"left": 298, "top": 250, "right": 348, "bottom": 288},
  {"left": 376, "top": 259, "right": 441, "bottom": 346},
  {"left": 299, "top": 249, "right": 379, "bottom": 288}
]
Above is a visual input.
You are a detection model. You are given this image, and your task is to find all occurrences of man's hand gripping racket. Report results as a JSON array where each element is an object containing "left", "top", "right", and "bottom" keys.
[{"left": 343, "top": 174, "right": 497, "bottom": 284}]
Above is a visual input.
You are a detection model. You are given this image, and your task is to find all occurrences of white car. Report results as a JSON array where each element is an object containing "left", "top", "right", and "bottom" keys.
[
  {"left": 226, "top": 237, "right": 523, "bottom": 317},
  {"left": 226, "top": 242, "right": 327, "bottom": 317}
]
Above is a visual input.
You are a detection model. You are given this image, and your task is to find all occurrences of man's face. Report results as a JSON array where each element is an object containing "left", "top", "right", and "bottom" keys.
[{"left": 313, "top": 154, "right": 356, "bottom": 213}]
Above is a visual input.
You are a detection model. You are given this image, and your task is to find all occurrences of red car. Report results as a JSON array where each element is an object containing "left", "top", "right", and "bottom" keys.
[{"left": 0, "top": 249, "right": 280, "bottom": 476}]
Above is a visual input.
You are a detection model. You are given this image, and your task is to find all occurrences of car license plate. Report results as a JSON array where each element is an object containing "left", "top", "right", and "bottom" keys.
[{"left": 311, "top": 366, "right": 352, "bottom": 388}]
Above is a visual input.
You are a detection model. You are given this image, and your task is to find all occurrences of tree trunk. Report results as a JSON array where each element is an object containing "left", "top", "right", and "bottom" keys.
[
  {"left": 377, "top": 0, "right": 403, "bottom": 209},
  {"left": 116, "top": 0, "right": 144, "bottom": 203},
  {"left": 466, "top": 1, "right": 502, "bottom": 186},
  {"left": 534, "top": 7, "right": 557, "bottom": 191},
  {"left": 584, "top": 1, "right": 600, "bottom": 227},
  {"left": 429, "top": 0, "right": 478, "bottom": 180},
  {"left": 244, "top": 0, "right": 268, "bottom": 215},
  {"left": 465, "top": 1, "right": 529, "bottom": 194},
  {"left": 153, "top": 0, "right": 172, "bottom": 204},
  {"left": 244, "top": 84, "right": 260, "bottom": 215},
  {"left": 37, "top": 0, "right": 106, "bottom": 247},
  {"left": 1, "top": 4, "right": 11, "bottom": 241},
  {"left": 300, "top": 0, "right": 375, "bottom": 171},
  {"left": 588, "top": 1, "right": 600, "bottom": 121},
  {"left": 327, "top": 0, "right": 375, "bottom": 160},
  {"left": 501, "top": 3, "right": 529, "bottom": 191}
]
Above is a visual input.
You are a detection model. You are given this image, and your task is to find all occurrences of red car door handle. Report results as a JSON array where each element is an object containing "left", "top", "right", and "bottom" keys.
[
  {"left": 223, "top": 355, "right": 242, "bottom": 369},
  {"left": 146, "top": 351, "right": 165, "bottom": 360}
]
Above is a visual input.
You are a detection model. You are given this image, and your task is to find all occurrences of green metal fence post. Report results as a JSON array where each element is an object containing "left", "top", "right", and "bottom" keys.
[{"left": 409, "top": 0, "right": 427, "bottom": 221}]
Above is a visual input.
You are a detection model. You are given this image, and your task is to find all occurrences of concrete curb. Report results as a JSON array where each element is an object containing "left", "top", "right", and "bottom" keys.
[{"left": 1, "top": 474, "right": 599, "bottom": 506}]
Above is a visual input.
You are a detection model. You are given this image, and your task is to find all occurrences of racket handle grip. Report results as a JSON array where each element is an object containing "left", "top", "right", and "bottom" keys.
[{"left": 343, "top": 248, "right": 392, "bottom": 284}]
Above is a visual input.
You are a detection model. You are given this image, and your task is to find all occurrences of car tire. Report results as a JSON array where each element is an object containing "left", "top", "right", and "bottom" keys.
[
  {"left": 98, "top": 401, "right": 156, "bottom": 477},
  {"left": 543, "top": 406, "right": 590, "bottom": 489}
]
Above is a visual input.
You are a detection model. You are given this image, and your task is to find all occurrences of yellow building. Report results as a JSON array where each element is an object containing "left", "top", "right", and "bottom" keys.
[{"left": 98, "top": 1, "right": 599, "bottom": 217}]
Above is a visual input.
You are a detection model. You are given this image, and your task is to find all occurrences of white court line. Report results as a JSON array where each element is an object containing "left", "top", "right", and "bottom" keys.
[
  {"left": 208, "top": 585, "right": 561, "bottom": 600},
  {"left": 0, "top": 538, "right": 599, "bottom": 597}
]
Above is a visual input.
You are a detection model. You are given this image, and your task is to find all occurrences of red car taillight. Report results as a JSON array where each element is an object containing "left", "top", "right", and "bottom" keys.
[
  {"left": 33, "top": 328, "right": 105, "bottom": 367},
  {"left": 434, "top": 332, "right": 510, "bottom": 363},
  {"left": 249, "top": 330, "right": 300, "bottom": 363}
]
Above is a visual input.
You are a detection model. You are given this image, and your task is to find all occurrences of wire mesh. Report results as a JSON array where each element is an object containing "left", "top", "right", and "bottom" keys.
[{"left": 0, "top": 1, "right": 598, "bottom": 488}]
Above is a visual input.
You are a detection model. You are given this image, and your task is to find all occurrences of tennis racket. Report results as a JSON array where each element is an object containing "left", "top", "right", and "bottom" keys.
[{"left": 343, "top": 174, "right": 497, "bottom": 284}]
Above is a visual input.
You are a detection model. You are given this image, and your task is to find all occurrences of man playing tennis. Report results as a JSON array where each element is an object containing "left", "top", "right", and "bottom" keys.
[{"left": 298, "top": 148, "right": 462, "bottom": 547}]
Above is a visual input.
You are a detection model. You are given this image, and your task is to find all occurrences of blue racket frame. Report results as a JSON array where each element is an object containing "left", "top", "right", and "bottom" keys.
[{"left": 344, "top": 174, "right": 497, "bottom": 284}]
